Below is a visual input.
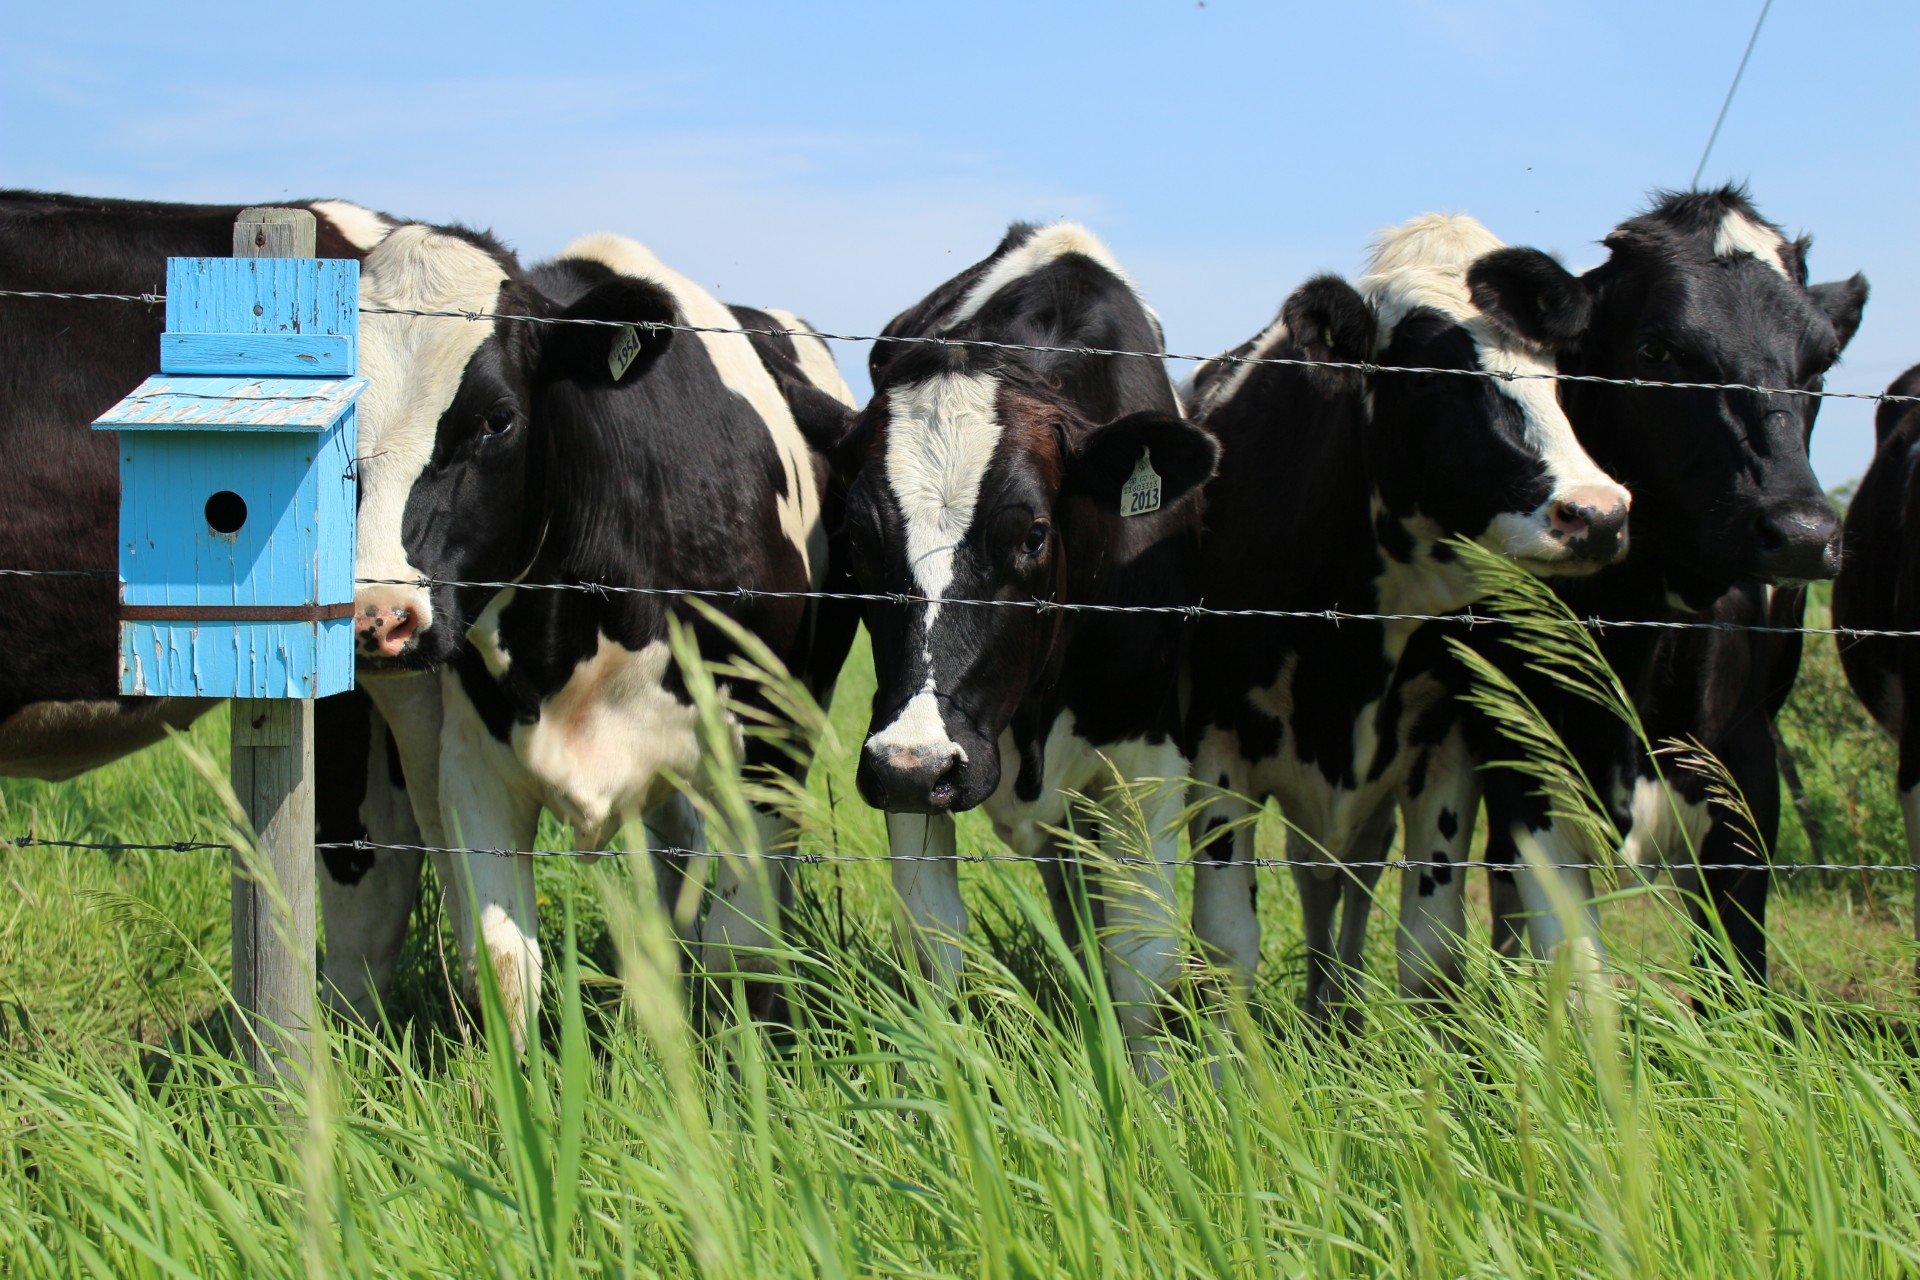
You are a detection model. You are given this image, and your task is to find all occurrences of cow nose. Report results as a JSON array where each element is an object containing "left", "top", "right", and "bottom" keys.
[
  {"left": 1752, "top": 499, "right": 1840, "bottom": 583},
  {"left": 355, "top": 603, "right": 418, "bottom": 657},
  {"left": 1549, "top": 486, "right": 1631, "bottom": 563},
  {"left": 860, "top": 740, "right": 965, "bottom": 814}
]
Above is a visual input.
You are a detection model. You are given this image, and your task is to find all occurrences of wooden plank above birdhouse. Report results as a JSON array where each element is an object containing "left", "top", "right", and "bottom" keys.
[
  {"left": 92, "top": 375, "right": 365, "bottom": 431},
  {"left": 161, "top": 331, "right": 355, "bottom": 376},
  {"left": 165, "top": 256, "right": 357, "bottom": 339}
]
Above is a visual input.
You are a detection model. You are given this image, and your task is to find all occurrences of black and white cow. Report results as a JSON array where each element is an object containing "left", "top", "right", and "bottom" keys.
[
  {"left": 1832, "top": 362, "right": 1920, "bottom": 977},
  {"left": 829, "top": 223, "right": 1219, "bottom": 1069},
  {"left": 0, "top": 190, "right": 434, "bottom": 1020},
  {"left": 1184, "top": 215, "right": 1630, "bottom": 1023},
  {"left": 1472, "top": 188, "right": 1867, "bottom": 983},
  {"left": 341, "top": 224, "right": 859, "bottom": 1038}
]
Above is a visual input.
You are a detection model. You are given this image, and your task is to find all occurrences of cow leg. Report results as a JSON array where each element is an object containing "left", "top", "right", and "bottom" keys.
[
  {"left": 318, "top": 844, "right": 424, "bottom": 1022},
  {"left": 641, "top": 790, "right": 704, "bottom": 946},
  {"left": 1396, "top": 730, "right": 1477, "bottom": 1006},
  {"left": 1684, "top": 729, "right": 1777, "bottom": 991},
  {"left": 1294, "top": 835, "right": 1342, "bottom": 1025},
  {"left": 436, "top": 681, "right": 543, "bottom": 1049},
  {"left": 1327, "top": 808, "right": 1392, "bottom": 1035},
  {"left": 318, "top": 702, "right": 424, "bottom": 1020},
  {"left": 888, "top": 811, "right": 966, "bottom": 991},
  {"left": 360, "top": 670, "right": 448, "bottom": 847},
  {"left": 1486, "top": 862, "right": 1525, "bottom": 959},
  {"left": 1092, "top": 746, "right": 1186, "bottom": 1080},
  {"left": 1507, "top": 818, "right": 1605, "bottom": 988},
  {"left": 1038, "top": 830, "right": 1101, "bottom": 955},
  {"left": 697, "top": 806, "right": 795, "bottom": 1019},
  {"left": 1680, "top": 824, "right": 1770, "bottom": 991},
  {"left": 318, "top": 693, "right": 425, "bottom": 1022},
  {"left": 1900, "top": 722, "right": 1920, "bottom": 986},
  {"left": 1190, "top": 745, "right": 1261, "bottom": 998}
]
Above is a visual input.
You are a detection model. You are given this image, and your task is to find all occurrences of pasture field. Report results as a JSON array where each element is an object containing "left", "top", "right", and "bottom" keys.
[{"left": 4, "top": 584, "right": 1920, "bottom": 1277}]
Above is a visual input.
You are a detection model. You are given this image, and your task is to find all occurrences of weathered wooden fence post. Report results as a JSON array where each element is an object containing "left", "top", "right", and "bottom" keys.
[{"left": 93, "top": 208, "right": 362, "bottom": 1080}]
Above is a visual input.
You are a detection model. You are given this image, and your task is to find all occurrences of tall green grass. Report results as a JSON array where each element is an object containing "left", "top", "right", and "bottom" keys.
[
  {"left": 2, "top": 589, "right": 1919, "bottom": 1276},
  {"left": 6, "top": 858, "right": 1920, "bottom": 1277}
]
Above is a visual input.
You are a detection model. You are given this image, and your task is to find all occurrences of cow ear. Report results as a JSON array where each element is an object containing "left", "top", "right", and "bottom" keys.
[
  {"left": 1467, "top": 247, "right": 1592, "bottom": 347},
  {"left": 535, "top": 277, "right": 677, "bottom": 387},
  {"left": 737, "top": 329, "right": 863, "bottom": 457},
  {"left": 1067, "top": 411, "right": 1220, "bottom": 512},
  {"left": 1282, "top": 274, "right": 1376, "bottom": 364},
  {"left": 779, "top": 376, "right": 862, "bottom": 457},
  {"left": 1809, "top": 273, "right": 1869, "bottom": 353}
]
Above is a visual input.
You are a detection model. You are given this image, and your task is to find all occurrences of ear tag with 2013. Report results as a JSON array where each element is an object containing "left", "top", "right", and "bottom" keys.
[
  {"left": 1120, "top": 447, "right": 1162, "bottom": 517},
  {"left": 608, "top": 325, "right": 644, "bottom": 380}
]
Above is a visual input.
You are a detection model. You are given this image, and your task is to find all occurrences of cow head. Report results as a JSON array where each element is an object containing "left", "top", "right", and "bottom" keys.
[
  {"left": 844, "top": 344, "right": 1217, "bottom": 813},
  {"left": 1360, "top": 215, "right": 1631, "bottom": 595},
  {"left": 1565, "top": 188, "right": 1867, "bottom": 605},
  {"left": 351, "top": 225, "right": 674, "bottom": 670}
]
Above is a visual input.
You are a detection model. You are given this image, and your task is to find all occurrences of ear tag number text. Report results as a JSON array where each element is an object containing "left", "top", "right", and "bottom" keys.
[
  {"left": 608, "top": 325, "right": 644, "bottom": 380},
  {"left": 1120, "top": 447, "right": 1162, "bottom": 517}
]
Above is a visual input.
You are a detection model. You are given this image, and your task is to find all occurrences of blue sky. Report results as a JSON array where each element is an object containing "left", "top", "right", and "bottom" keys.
[{"left": 6, "top": 0, "right": 1915, "bottom": 482}]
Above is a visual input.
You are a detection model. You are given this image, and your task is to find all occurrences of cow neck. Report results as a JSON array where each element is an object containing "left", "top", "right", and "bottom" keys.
[
  {"left": 1366, "top": 494, "right": 1479, "bottom": 623},
  {"left": 1554, "top": 547, "right": 1702, "bottom": 701}
]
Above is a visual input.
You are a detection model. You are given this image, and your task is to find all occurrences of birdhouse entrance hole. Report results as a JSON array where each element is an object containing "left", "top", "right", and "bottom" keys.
[{"left": 205, "top": 490, "right": 248, "bottom": 535}]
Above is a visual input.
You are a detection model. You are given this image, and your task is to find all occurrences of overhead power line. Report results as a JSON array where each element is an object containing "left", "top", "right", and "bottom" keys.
[{"left": 1693, "top": 0, "right": 1775, "bottom": 189}]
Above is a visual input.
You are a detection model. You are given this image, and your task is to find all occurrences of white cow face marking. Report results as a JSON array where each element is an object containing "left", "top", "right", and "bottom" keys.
[
  {"left": 1712, "top": 210, "right": 1791, "bottom": 278},
  {"left": 848, "top": 368, "right": 1063, "bottom": 814},
  {"left": 1361, "top": 215, "right": 1629, "bottom": 591},
  {"left": 352, "top": 225, "right": 520, "bottom": 669}
]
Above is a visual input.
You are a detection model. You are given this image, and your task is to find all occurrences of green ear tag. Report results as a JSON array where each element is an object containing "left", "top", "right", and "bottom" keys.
[
  {"left": 1120, "top": 447, "right": 1162, "bottom": 517},
  {"left": 608, "top": 325, "right": 643, "bottom": 380}
]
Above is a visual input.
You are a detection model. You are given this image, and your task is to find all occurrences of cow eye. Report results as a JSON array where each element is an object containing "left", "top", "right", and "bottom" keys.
[
  {"left": 1021, "top": 520, "right": 1050, "bottom": 557},
  {"left": 1638, "top": 340, "right": 1674, "bottom": 366},
  {"left": 482, "top": 405, "right": 517, "bottom": 436}
]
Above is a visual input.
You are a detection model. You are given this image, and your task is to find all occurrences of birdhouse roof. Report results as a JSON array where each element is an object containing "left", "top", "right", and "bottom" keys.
[{"left": 93, "top": 375, "right": 366, "bottom": 432}]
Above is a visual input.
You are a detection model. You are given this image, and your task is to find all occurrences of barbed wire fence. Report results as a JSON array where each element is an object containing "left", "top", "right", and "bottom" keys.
[
  {"left": 4, "top": 287, "right": 1919, "bottom": 406},
  {"left": 3, "top": 285, "right": 1912, "bottom": 876},
  {"left": 9, "top": 836, "right": 1913, "bottom": 877}
]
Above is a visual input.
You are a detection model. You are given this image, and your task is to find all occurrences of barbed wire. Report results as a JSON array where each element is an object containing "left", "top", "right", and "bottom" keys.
[
  {"left": 0, "top": 288, "right": 164, "bottom": 304},
  {"left": 12, "top": 836, "right": 227, "bottom": 853},
  {"left": 3, "top": 567, "right": 1912, "bottom": 639},
  {"left": 343, "top": 576, "right": 1920, "bottom": 641},
  {"left": 7, "top": 834, "right": 1908, "bottom": 874},
  {"left": 0, "top": 568, "right": 113, "bottom": 579},
  {"left": 2, "top": 285, "right": 1904, "bottom": 640},
  {"left": 2, "top": 287, "right": 1913, "bottom": 406}
]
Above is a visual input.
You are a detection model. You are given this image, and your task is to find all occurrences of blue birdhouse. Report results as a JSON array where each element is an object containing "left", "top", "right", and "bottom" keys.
[{"left": 92, "top": 256, "right": 363, "bottom": 699}]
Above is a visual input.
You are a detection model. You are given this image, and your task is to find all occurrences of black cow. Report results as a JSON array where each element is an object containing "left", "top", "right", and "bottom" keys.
[
  {"left": 0, "top": 190, "right": 434, "bottom": 1021},
  {"left": 830, "top": 223, "right": 1218, "bottom": 1073},
  {"left": 342, "top": 226, "right": 859, "bottom": 1040},
  {"left": 1833, "top": 362, "right": 1920, "bottom": 978},
  {"left": 1472, "top": 188, "right": 1866, "bottom": 984},
  {"left": 1184, "top": 214, "right": 1630, "bottom": 1024}
]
